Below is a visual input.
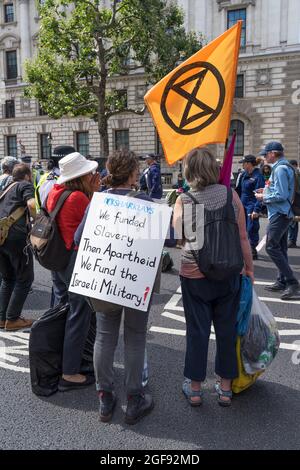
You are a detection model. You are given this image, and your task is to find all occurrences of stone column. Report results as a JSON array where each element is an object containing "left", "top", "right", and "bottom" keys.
[{"left": 19, "top": 0, "right": 31, "bottom": 78}]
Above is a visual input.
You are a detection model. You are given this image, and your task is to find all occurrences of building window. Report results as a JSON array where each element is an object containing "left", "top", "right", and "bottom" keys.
[
  {"left": 6, "top": 51, "right": 17, "bottom": 79},
  {"left": 114, "top": 129, "right": 129, "bottom": 150},
  {"left": 4, "top": 3, "right": 14, "bottom": 23},
  {"left": 156, "top": 131, "right": 164, "bottom": 156},
  {"left": 38, "top": 103, "right": 47, "bottom": 116},
  {"left": 161, "top": 173, "right": 173, "bottom": 185},
  {"left": 40, "top": 133, "right": 51, "bottom": 159},
  {"left": 227, "top": 9, "right": 246, "bottom": 48},
  {"left": 230, "top": 120, "right": 244, "bottom": 156},
  {"left": 116, "top": 89, "right": 127, "bottom": 108},
  {"left": 235, "top": 74, "right": 244, "bottom": 98},
  {"left": 5, "top": 99, "right": 15, "bottom": 118},
  {"left": 6, "top": 135, "right": 17, "bottom": 157},
  {"left": 76, "top": 132, "right": 89, "bottom": 156}
]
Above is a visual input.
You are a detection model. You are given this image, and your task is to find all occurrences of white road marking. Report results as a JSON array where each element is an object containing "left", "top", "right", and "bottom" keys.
[
  {"left": 254, "top": 281, "right": 273, "bottom": 286},
  {"left": 275, "top": 317, "right": 300, "bottom": 325},
  {"left": 256, "top": 235, "right": 267, "bottom": 252},
  {"left": 152, "top": 284, "right": 300, "bottom": 354},
  {"left": 150, "top": 326, "right": 186, "bottom": 336},
  {"left": 259, "top": 297, "right": 300, "bottom": 305},
  {"left": 162, "top": 312, "right": 185, "bottom": 323},
  {"left": 0, "top": 361, "right": 29, "bottom": 373}
]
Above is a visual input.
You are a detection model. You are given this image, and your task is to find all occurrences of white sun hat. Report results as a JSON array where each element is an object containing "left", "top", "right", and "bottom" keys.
[{"left": 57, "top": 152, "right": 98, "bottom": 185}]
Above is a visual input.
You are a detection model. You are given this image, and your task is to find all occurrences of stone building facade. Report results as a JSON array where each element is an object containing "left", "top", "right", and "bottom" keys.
[{"left": 0, "top": 0, "right": 299, "bottom": 180}]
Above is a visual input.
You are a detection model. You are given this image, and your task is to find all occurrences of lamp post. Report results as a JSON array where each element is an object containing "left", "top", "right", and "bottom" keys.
[{"left": 47, "top": 133, "right": 52, "bottom": 159}]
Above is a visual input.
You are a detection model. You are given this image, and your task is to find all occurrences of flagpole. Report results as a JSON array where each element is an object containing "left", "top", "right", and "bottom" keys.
[{"left": 223, "top": 20, "right": 242, "bottom": 163}]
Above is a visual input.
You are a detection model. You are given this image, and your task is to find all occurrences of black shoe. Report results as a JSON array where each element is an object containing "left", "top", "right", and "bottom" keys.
[
  {"left": 281, "top": 284, "right": 300, "bottom": 300},
  {"left": 124, "top": 393, "right": 154, "bottom": 425},
  {"left": 265, "top": 281, "right": 286, "bottom": 292},
  {"left": 288, "top": 241, "right": 297, "bottom": 249},
  {"left": 251, "top": 247, "right": 258, "bottom": 260},
  {"left": 58, "top": 375, "right": 95, "bottom": 392},
  {"left": 99, "top": 391, "right": 116, "bottom": 423}
]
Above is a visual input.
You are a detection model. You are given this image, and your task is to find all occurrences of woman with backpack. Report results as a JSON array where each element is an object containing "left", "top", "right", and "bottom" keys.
[
  {"left": 74, "top": 150, "right": 155, "bottom": 425},
  {"left": 173, "top": 147, "right": 254, "bottom": 407},
  {"left": 46, "top": 152, "right": 100, "bottom": 391}
]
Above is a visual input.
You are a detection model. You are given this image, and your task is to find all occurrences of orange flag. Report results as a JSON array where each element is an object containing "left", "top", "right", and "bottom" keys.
[{"left": 144, "top": 21, "right": 242, "bottom": 165}]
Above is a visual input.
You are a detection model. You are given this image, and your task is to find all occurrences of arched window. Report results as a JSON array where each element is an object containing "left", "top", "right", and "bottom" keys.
[{"left": 230, "top": 120, "right": 244, "bottom": 156}]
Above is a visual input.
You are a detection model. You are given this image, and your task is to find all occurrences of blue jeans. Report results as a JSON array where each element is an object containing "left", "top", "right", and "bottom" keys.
[
  {"left": 288, "top": 221, "right": 299, "bottom": 244},
  {"left": 0, "top": 239, "right": 34, "bottom": 321},
  {"left": 51, "top": 250, "right": 93, "bottom": 375},
  {"left": 266, "top": 213, "right": 298, "bottom": 285},
  {"left": 180, "top": 275, "right": 241, "bottom": 382}
]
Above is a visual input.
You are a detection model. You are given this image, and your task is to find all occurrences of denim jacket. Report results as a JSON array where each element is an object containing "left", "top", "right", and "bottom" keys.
[{"left": 263, "top": 158, "right": 294, "bottom": 219}]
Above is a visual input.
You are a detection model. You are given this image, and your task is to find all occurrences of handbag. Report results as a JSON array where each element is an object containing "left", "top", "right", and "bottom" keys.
[{"left": 0, "top": 183, "right": 26, "bottom": 246}]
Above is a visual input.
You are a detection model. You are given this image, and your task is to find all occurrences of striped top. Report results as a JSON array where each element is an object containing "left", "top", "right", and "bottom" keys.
[{"left": 179, "top": 184, "right": 240, "bottom": 279}]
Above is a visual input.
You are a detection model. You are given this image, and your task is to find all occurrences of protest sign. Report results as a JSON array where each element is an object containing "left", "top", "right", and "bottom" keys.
[{"left": 69, "top": 192, "right": 172, "bottom": 312}]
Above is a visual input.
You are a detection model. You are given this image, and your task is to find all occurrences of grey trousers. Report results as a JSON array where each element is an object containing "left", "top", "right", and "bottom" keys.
[{"left": 94, "top": 307, "right": 149, "bottom": 396}]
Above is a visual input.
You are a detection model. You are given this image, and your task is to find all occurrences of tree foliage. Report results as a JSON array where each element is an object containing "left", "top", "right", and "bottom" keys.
[{"left": 25, "top": 0, "right": 202, "bottom": 156}]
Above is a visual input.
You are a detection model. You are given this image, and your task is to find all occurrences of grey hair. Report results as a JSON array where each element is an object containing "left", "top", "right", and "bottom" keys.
[
  {"left": 1, "top": 156, "right": 20, "bottom": 174},
  {"left": 183, "top": 147, "right": 220, "bottom": 190}
]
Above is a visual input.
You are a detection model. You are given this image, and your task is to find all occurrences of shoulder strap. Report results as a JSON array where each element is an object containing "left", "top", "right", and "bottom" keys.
[
  {"left": 6, "top": 206, "right": 26, "bottom": 225},
  {"left": 126, "top": 190, "right": 145, "bottom": 198},
  {"left": 49, "top": 190, "right": 73, "bottom": 219},
  {"left": 0, "top": 182, "right": 18, "bottom": 201},
  {"left": 183, "top": 191, "right": 199, "bottom": 204}
]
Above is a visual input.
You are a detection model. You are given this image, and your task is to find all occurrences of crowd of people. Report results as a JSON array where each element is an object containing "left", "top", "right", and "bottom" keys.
[{"left": 0, "top": 140, "right": 299, "bottom": 423}]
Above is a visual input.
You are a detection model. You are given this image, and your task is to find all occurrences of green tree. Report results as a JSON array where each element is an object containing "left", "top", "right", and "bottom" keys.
[{"left": 25, "top": 0, "right": 202, "bottom": 157}]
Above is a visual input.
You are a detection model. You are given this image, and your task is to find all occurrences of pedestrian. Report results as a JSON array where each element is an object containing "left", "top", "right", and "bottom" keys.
[
  {"left": 0, "top": 156, "right": 20, "bottom": 191},
  {"left": 75, "top": 150, "right": 154, "bottom": 424},
  {"left": 35, "top": 145, "right": 75, "bottom": 211},
  {"left": 173, "top": 147, "right": 253, "bottom": 407},
  {"left": 236, "top": 155, "right": 265, "bottom": 260},
  {"left": 261, "top": 164, "right": 272, "bottom": 182},
  {"left": 46, "top": 152, "right": 100, "bottom": 390},
  {"left": 141, "top": 154, "right": 163, "bottom": 199},
  {"left": 0, "top": 163, "right": 36, "bottom": 331},
  {"left": 255, "top": 142, "right": 300, "bottom": 300},
  {"left": 287, "top": 159, "right": 300, "bottom": 248}
]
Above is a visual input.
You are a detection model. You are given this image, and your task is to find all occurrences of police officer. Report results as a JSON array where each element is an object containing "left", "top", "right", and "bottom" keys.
[{"left": 236, "top": 155, "right": 265, "bottom": 259}]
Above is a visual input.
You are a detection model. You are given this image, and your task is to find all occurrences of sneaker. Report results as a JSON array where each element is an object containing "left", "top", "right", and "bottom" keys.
[
  {"left": 124, "top": 393, "right": 154, "bottom": 425},
  {"left": 0, "top": 320, "right": 5, "bottom": 329},
  {"left": 281, "top": 284, "right": 300, "bottom": 300},
  {"left": 99, "top": 391, "right": 116, "bottom": 423},
  {"left": 58, "top": 375, "right": 95, "bottom": 392},
  {"left": 5, "top": 317, "right": 35, "bottom": 331},
  {"left": 288, "top": 241, "right": 297, "bottom": 249},
  {"left": 264, "top": 281, "right": 286, "bottom": 292}
]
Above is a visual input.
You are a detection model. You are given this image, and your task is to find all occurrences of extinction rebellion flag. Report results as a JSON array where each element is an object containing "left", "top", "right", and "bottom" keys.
[{"left": 144, "top": 21, "right": 242, "bottom": 165}]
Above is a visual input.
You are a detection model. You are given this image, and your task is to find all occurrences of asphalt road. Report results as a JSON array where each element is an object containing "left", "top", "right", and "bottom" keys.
[{"left": 0, "top": 224, "right": 300, "bottom": 450}]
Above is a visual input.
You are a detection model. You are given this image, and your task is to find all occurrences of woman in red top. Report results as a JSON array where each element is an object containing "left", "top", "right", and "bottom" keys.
[{"left": 47, "top": 152, "right": 100, "bottom": 391}]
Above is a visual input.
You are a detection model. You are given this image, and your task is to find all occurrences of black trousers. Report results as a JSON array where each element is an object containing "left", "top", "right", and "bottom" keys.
[
  {"left": 51, "top": 250, "right": 93, "bottom": 375},
  {"left": 180, "top": 274, "right": 241, "bottom": 382},
  {"left": 0, "top": 238, "right": 34, "bottom": 321}
]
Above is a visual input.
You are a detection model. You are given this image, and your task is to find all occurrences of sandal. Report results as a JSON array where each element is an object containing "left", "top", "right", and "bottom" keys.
[
  {"left": 182, "top": 379, "right": 203, "bottom": 407},
  {"left": 215, "top": 382, "right": 232, "bottom": 407}
]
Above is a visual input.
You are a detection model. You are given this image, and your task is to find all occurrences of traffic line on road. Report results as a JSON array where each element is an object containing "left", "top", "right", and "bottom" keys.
[
  {"left": 150, "top": 326, "right": 300, "bottom": 351},
  {"left": 259, "top": 296, "right": 300, "bottom": 305},
  {"left": 256, "top": 235, "right": 267, "bottom": 253}
]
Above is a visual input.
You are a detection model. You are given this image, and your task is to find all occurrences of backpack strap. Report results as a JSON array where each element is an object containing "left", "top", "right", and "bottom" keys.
[
  {"left": 49, "top": 190, "right": 73, "bottom": 219},
  {"left": 0, "top": 182, "right": 18, "bottom": 201},
  {"left": 5, "top": 206, "right": 26, "bottom": 226}
]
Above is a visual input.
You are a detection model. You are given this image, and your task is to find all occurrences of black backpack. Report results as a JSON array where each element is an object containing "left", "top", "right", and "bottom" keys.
[
  {"left": 286, "top": 164, "right": 300, "bottom": 217},
  {"left": 183, "top": 189, "right": 244, "bottom": 281},
  {"left": 29, "top": 190, "right": 73, "bottom": 271},
  {"left": 29, "top": 303, "right": 95, "bottom": 397}
]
